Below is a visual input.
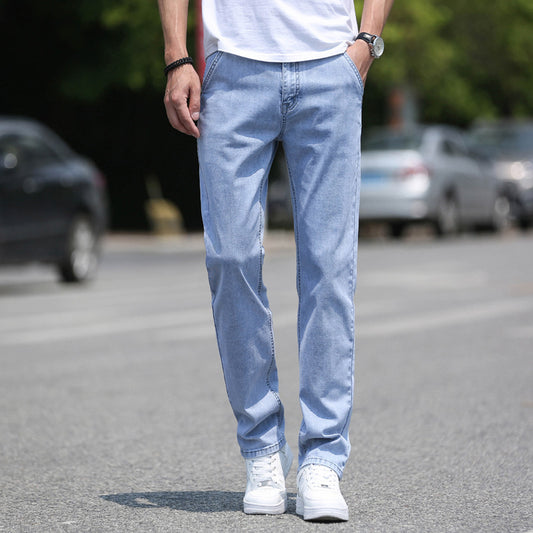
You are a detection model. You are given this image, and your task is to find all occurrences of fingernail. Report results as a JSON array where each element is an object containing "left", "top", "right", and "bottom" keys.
[{"left": 192, "top": 112, "right": 200, "bottom": 120}]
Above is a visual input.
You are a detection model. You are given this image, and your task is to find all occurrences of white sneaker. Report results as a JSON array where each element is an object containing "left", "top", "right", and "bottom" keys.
[
  {"left": 243, "top": 443, "right": 293, "bottom": 515},
  {"left": 296, "top": 464, "right": 349, "bottom": 521}
]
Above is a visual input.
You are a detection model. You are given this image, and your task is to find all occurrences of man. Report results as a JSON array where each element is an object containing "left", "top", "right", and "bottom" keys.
[{"left": 158, "top": 0, "right": 394, "bottom": 522}]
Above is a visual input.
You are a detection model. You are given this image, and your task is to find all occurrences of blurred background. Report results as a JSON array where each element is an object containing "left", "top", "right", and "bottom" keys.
[{"left": 1, "top": 0, "right": 532, "bottom": 233}]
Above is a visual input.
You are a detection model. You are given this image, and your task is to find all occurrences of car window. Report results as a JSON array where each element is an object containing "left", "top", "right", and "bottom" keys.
[
  {"left": 0, "top": 134, "right": 62, "bottom": 174},
  {"left": 440, "top": 138, "right": 468, "bottom": 157},
  {"left": 362, "top": 130, "right": 424, "bottom": 151},
  {"left": 18, "top": 134, "right": 63, "bottom": 164},
  {"left": 469, "top": 125, "right": 533, "bottom": 158}
]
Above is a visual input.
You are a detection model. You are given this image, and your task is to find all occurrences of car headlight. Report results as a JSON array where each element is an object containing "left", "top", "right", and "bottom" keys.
[{"left": 511, "top": 161, "right": 533, "bottom": 189}]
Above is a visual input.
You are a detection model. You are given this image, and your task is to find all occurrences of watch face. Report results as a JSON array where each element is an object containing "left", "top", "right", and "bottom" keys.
[{"left": 372, "top": 36, "right": 385, "bottom": 58}]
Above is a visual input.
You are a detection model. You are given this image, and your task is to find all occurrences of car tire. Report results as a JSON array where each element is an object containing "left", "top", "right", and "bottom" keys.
[
  {"left": 518, "top": 217, "right": 532, "bottom": 231},
  {"left": 58, "top": 215, "right": 100, "bottom": 283},
  {"left": 389, "top": 222, "right": 407, "bottom": 239},
  {"left": 434, "top": 195, "right": 460, "bottom": 237},
  {"left": 517, "top": 203, "right": 532, "bottom": 231},
  {"left": 487, "top": 194, "right": 512, "bottom": 233}
]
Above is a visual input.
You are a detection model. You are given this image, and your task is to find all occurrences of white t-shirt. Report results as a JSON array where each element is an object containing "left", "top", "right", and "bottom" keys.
[{"left": 202, "top": 0, "right": 358, "bottom": 62}]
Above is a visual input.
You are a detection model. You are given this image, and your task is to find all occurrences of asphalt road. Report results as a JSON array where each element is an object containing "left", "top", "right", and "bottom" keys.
[{"left": 1, "top": 230, "right": 532, "bottom": 533}]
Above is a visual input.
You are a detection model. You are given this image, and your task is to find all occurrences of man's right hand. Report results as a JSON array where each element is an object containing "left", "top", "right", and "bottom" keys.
[{"left": 163, "top": 64, "right": 201, "bottom": 138}]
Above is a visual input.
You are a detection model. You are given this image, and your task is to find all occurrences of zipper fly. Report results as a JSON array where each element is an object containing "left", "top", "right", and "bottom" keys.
[{"left": 281, "top": 62, "right": 300, "bottom": 114}]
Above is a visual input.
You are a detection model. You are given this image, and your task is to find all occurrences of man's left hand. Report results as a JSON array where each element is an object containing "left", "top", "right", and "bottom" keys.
[{"left": 346, "top": 39, "right": 374, "bottom": 86}]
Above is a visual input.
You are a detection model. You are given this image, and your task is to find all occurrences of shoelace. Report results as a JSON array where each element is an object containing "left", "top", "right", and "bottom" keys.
[
  {"left": 304, "top": 464, "right": 339, "bottom": 489},
  {"left": 249, "top": 454, "right": 281, "bottom": 487}
]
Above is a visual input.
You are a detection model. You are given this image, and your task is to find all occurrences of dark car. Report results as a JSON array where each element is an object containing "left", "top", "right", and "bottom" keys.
[
  {"left": 468, "top": 120, "right": 533, "bottom": 229},
  {"left": 0, "top": 117, "right": 107, "bottom": 282}
]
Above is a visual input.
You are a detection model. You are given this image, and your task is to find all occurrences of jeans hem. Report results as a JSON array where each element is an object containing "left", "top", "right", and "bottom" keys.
[
  {"left": 240, "top": 437, "right": 286, "bottom": 459},
  {"left": 299, "top": 457, "right": 343, "bottom": 480}
]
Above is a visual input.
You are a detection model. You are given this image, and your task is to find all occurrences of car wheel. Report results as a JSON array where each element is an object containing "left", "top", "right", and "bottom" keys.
[
  {"left": 434, "top": 195, "right": 460, "bottom": 237},
  {"left": 487, "top": 194, "right": 512, "bottom": 232},
  {"left": 389, "top": 222, "right": 407, "bottom": 239},
  {"left": 517, "top": 204, "right": 533, "bottom": 231},
  {"left": 58, "top": 215, "right": 100, "bottom": 283},
  {"left": 518, "top": 217, "right": 532, "bottom": 231}
]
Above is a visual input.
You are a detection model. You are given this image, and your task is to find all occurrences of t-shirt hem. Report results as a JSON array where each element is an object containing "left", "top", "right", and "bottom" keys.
[{"left": 204, "top": 41, "right": 354, "bottom": 63}]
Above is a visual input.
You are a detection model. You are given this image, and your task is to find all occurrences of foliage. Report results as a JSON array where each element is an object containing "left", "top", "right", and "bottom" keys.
[
  {"left": 356, "top": 0, "right": 533, "bottom": 124},
  {"left": 3, "top": 0, "right": 531, "bottom": 122},
  {"left": 62, "top": 0, "right": 166, "bottom": 99},
  {"left": 1, "top": 0, "right": 177, "bottom": 102}
]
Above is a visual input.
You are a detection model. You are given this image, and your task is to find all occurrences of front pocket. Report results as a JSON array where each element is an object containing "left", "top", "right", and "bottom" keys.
[
  {"left": 342, "top": 52, "right": 365, "bottom": 92},
  {"left": 201, "top": 51, "right": 224, "bottom": 94}
]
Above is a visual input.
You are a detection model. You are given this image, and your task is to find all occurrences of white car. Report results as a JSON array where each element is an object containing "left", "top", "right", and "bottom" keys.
[{"left": 359, "top": 125, "right": 510, "bottom": 238}]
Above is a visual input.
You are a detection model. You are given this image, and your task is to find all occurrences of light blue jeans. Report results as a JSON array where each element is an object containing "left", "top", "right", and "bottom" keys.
[{"left": 197, "top": 51, "right": 363, "bottom": 478}]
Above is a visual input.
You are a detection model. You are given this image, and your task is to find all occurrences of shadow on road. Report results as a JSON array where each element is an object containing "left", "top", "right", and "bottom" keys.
[
  {"left": 101, "top": 491, "right": 243, "bottom": 513},
  {"left": 0, "top": 281, "right": 61, "bottom": 296},
  {"left": 101, "top": 491, "right": 299, "bottom": 514}
]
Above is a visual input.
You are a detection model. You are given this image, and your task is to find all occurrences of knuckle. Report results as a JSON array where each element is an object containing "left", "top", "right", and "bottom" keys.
[{"left": 169, "top": 92, "right": 181, "bottom": 104}]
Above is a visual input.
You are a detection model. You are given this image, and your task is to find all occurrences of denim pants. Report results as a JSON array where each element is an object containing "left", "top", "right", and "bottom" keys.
[{"left": 197, "top": 51, "right": 363, "bottom": 478}]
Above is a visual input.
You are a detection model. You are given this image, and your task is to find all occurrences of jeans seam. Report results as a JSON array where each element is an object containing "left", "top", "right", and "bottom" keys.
[
  {"left": 284, "top": 152, "right": 301, "bottom": 344},
  {"left": 258, "top": 159, "right": 282, "bottom": 415},
  {"left": 279, "top": 72, "right": 287, "bottom": 138},
  {"left": 286, "top": 63, "right": 300, "bottom": 112},
  {"left": 339, "top": 164, "right": 359, "bottom": 439},
  {"left": 201, "top": 51, "right": 223, "bottom": 94}
]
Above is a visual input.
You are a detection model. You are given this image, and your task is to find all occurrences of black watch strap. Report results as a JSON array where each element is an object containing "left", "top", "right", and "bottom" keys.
[{"left": 356, "top": 32, "right": 376, "bottom": 45}]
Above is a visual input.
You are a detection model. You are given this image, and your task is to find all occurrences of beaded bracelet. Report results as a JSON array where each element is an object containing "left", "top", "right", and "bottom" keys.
[{"left": 164, "top": 56, "right": 194, "bottom": 76}]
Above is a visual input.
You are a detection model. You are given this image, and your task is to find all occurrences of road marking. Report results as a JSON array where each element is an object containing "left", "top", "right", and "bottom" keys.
[
  {"left": 358, "top": 298, "right": 533, "bottom": 338},
  {"left": 0, "top": 279, "right": 207, "bottom": 312},
  {"left": 153, "top": 298, "right": 533, "bottom": 343},
  {"left": 0, "top": 287, "right": 210, "bottom": 333},
  {"left": 0, "top": 308, "right": 212, "bottom": 346},
  {"left": 154, "top": 310, "right": 297, "bottom": 343},
  {"left": 2, "top": 296, "right": 531, "bottom": 346},
  {"left": 361, "top": 269, "right": 489, "bottom": 290},
  {"left": 0, "top": 309, "right": 112, "bottom": 333}
]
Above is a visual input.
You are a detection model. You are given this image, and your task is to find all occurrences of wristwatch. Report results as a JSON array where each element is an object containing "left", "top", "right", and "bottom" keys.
[{"left": 355, "top": 32, "right": 385, "bottom": 58}]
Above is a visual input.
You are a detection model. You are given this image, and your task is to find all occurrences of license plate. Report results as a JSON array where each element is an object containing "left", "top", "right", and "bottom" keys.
[{"left": 362, "top": 170, "right": 390, "bottom": 183}]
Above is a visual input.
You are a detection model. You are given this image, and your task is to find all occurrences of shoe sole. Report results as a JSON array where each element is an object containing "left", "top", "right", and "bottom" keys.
[
  {"left": 243, "top": 493, "right": 287, "bottom": 515},
  {"left": 296, "top": 495, "right": 349, "bottom": 522}
]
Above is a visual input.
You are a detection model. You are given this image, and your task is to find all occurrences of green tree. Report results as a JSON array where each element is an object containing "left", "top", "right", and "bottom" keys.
[
  {"left": 358, "top": 0, "right": 533, "bottom": 125},
  {"left": 0, "top": 0, "right": 199, "bottom": 103}
]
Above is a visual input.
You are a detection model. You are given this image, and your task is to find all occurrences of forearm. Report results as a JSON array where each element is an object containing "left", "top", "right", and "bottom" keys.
[
  {"left": 359, "top": 0, "right": 395, "bottom": 36},
  {"left": 158, "top": 0, "right": 200, "bottom": 137},
  {"left": 346, "top": 0, "right": 394, "bottom": 84},
  {"left": 157, "top": 0, "right": 190, "bottom": 64}
]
